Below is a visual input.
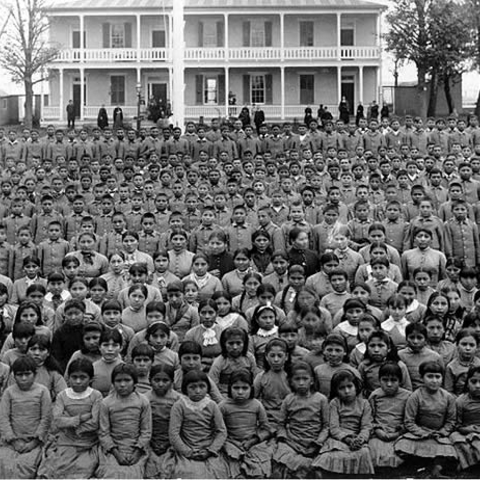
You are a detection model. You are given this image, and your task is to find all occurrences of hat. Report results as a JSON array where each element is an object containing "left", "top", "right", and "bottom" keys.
[{"left": 167, "top": 281, "right": 184, "bottom": 294}]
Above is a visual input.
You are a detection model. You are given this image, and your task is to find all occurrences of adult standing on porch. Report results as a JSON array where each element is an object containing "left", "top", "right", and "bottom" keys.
[
  {"left": 66, "top": 100, "right": 75, "bottom": 129},
  {"left": 356, "top": 102, "right": 364, "bottom": 126},
  {"left": 113, "top": 105, "right": 123, "bottom": 130},
  {"left": 97, "top": 105, "right": 109, "bottom": 130},
  {"left": 339, "top": 96, "right": 350, "bottom": 124}
]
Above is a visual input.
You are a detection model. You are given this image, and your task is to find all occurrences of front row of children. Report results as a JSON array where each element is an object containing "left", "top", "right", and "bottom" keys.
[{"left": 2, "top": 333, "right": 480, "bottom": 479}]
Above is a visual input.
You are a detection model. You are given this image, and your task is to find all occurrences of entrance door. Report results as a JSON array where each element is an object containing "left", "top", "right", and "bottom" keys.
[
  {"left": 341, "top": 81, "right": 355, "bottom": 114},
  {"left": 73, "top": 84, "right": 81, "bottom": 117},
  {"left": 151, "top": 83, "right": 167, "bottom": 107}
]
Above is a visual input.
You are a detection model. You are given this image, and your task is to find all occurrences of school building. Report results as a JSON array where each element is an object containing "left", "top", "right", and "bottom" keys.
[{"left": 44, "top": 0, "right": 385, "bottom": 124}]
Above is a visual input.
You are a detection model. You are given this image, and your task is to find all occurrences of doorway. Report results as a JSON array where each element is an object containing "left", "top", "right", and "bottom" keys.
[
  {"left": 341, "top": 76, "right": 355, "bottom": 114},
  {"left": 72, "top": 79, "right": 86, "bottom": 118},
  {"left": 149, "top": 83, "right": 167, "bottom": 107}
]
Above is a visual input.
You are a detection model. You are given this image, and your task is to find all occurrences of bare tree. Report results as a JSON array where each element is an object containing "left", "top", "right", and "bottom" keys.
[{"left": 0, "top": 0, "right": 59, "bottom": 128}]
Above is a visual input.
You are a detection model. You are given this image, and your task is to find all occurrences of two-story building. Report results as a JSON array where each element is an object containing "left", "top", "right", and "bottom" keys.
[{"left": 44, "top": 0, "right": 385, "bottom": 124}]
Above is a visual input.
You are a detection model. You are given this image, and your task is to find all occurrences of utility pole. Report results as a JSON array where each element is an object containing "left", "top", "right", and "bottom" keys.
[{"left": 172, "top": 0, "right": 185, "bottom": 129}]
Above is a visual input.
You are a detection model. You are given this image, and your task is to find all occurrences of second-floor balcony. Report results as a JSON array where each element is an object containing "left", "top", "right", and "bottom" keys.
[{"left": 53, "top": 45, "right": 381, "bottom": 64}]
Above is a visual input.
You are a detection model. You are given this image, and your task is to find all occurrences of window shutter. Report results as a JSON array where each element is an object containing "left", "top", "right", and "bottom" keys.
[
  {"left": 195, "top": 75, "right": 203, "bottom": 105},
  {"left": 265, "top": 74, "right": 273, "bottom": 104},
  {"left": 198, "top": 22, "right": 204, "bottom": 47},
  {"left": 243, "top": 75, "right": 250, "bottom": 104},
  {"left": 218, "top": 75, "right": 225, "bottom": 105},
  {"left": 265, "top": 21, "right": 272, "bottom": 47},
  {"left": 102, "top": 23, "right": 110, "bottom": 48},
  {"left": 242, "top": 21, "right": 250, "bottom": 47},
  {"left": 216, "top": 21, "right": 224, "bottom": 47},
  {"left": 124, "top": 23, "right": 132, "bottom": 48}
]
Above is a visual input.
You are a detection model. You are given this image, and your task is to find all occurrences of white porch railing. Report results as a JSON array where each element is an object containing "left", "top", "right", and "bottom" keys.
[
  {"left": 53, "top": 46, "right": 380, "bottom": 64},
  {"left": 43, "top": 106, "right": 61, "bottom": 120},
  {"left": 185, "top": 48, "right": 225, "bottom": 61}
]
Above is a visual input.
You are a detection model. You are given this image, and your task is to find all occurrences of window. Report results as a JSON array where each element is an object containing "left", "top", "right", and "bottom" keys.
[
  {"left": 341, "top": 27, "right": 354, "bottom": 46},
  {"left": 111, "top": 24, "right": 125, "bottom": 48},
  {"left": 300, "top": 21, "right": 314, "bottom": 47},
  {"left": 300, "top": 75, "right": 314, "bottom": 104},
  {"left": 43, "top": 95, "right": 49, "bottom": 107},
  {"left": 152, "top": 30, "right": 166, "bottom": 48},
  {"left": 1, "top": 99, "right": 7, "bottom": 109},
  {"left": 204, "top": 77, "right": 218, "bottom": 104},
  {"left": 251, "top": 75, "right": 265, "bottom": 104},
  {"left": 110, "top": 76, "right": 125, "bottom": 105},
  {"left": 203, "top": 22, "right": 217, "bottom": 48},
  {"left": 251, "top": 20, "right": 266, "bottom": 47}
]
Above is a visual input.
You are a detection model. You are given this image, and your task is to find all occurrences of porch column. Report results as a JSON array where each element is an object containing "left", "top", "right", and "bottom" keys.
[
  {"left": 79, "top": 14, "right": 84, "bottom": 62},
  {"left": 80, "top": 67, "right": 85, "bottom": 120},
  {"left": 59, "top": 68, "right": 64, "bottom": 121},
  {"left": 172, "top": 0, "right": 185, "bottom": 128},
  {"left": 337, "top": 66, "right": 342, "bottom": 107},
  {"left": 336, "top": 13, "right": 341, "bottom": 60},
  {"left": 224, "top": 13, "right": 229, "bottom": 61},
  {"left": 225, "top": 66, "right": 229, "bottom": 119},
  {"left": 280, "top": 66, "right": 285, "bottom": 120},
  {"left": 377, "top": 66, "right": 382, "bottom": 104},
  {"left": 359, "top": 66, "right": 364, "bottom": 105},
  {"left": 136, "top": 14, "right": 141, "bottom": 62},
  {"left": 280, "top": 13, "right": 284, "bottom": 61}
]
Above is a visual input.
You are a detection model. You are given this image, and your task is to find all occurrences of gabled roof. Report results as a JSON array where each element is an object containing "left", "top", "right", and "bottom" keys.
[{"left": 46, "top": 0, "right": 386, "bottom": 11}]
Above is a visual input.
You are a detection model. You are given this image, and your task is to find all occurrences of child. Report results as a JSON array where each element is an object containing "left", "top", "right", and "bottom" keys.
[
  {"left": 332, "top": 226, "right": 364, "bottom": 284},
  {"left": 253, "top": 338, "right": 291, "bottom": 430},
  {"left": 395, "top": 361, "right": 457, "bottom": 478},
  {"left": 366, "top": 257, "right": 398, "bottom": 309},
  {"left": 166, "top": 370, "right": 229, "bottom": 479},
  {"left": 397, "top": 280, "right": 427, "bottom": 323},
  {"left": 279, "top": 322, "right": 310, "bottom": 363},
  {"left": 381, "top": 294, "right": 410, "bottom": 349},
  {"left": 206, "top": 231, "right": 234, "bottom": 279},
  {"left": 424, "top": 315, "right": 457, "bottom": 366},
  {"left": 450, "top": 365, "right": 480, "bottom": 470},
  {"left": 0, "top": 357, "right": 51, "bottom": 479},
  {"left": 51, "top": 299, "right": 87, "bottom": 372},
  {"left": 437, "top": 258, "right": 462, "bottom": 291},
  {"left": 358, "top": 330, "right": 412, "bottom": 397},
  {"left": 319, "top": 269, "right": 351, "bottom": 320},
  {"left": 444, "top": 329, "right": 480, "bottom": 396},
  {"left": 368, "top": 362, "right": 411, "bottom": 470},
  {"left": 425, "top": 291, "right": 461, "bottom": 343},
  {"left": 183, "top": 253, "right": 223, "bottom": 301},
  {"left": 211, "top": 291, "right": 249, "bottom": 332},
  {"left": 221, "top": 248, "right": 255, "bottom": 298},
  {"left": 312, "top": 369, "right": 374, "bottom": 476},
  {"left": 458, "top": 266, "right": 478, "bottom": 311},
  {"left": 89, "top": 278, "right": 108, "bottom": 308},
  {"left": 122, "top": 284, "right": 148, "bottom": 333},
  {"left": 220, "top": 369, "right": 273, "bottom": 478},
  {"left": 12, "top": 230, "right": 37, "bottom": 282},
  {"left": 263, "top": 251, "right": 289, "bottom": 294},
  {"left": 209, "top": 327, "right": 257, "bottom": 396},
  {"left": 305, "top": 252, "right": 339, "bottom": 299},
  {"left": 183, "top": 280, "right": 200, "bottom": 309},
  {"left": 1, "top": 322, "right": 34, "bottom": 367},
  {"left": 398, "top": 323, "right": 443, "bottom": 390},
  {"left": 332, "top": 298, "right": 367, "bottom": 352},
  {"left": 131, "top": 343, "right": 154, "bottom": 394},
  {"left": 24, "top": 334, "right": 67, "bottom": 400},
  {"left": 97, "top": 364, "right": 151, "bottom": 479},
  {"left": 314, "top": 333, "right": 359, "bottom": 398},
  {"left": 66, "top": 321, "right": 103, "bottom": 370},
  {"left": 249, "top": 304, "right": 280, "bottom": 370},
  {"left": 303, "top": 325, "right": 328, "bottom": 369},
  {"left": 413, "top": 267, "right": 436, "bottom": 306},
  {"left": 38, "top": 358, "right": 103, "bottom": 479},
  {"left": 11, "top": 256, "right": 46, "bottom": 305},
  {"left": 232, "top": 272, "right": 263, "bottom": 313},
  {"left": 151, "top": 250, "right": 180, "bottom": 298},
  {"left": 273, "top": 362, "right": 329, "bottom": 478},
  {"left": 92, "top": 329, "right": 125, "bottom": 397},
  {"left": 144, "top": 365, "right": 181, "bottom": 479},
  {"left": 145, "top": 321, "right": 179, "bottom": 370},
  {"left": 349, "top": 313, "right": 378, "bottom": 368}
]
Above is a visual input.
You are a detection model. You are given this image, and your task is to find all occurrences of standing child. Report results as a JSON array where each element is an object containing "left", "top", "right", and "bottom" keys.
[
  {"left": 220, "top": 369, "right": 274, "bottom": 478},
  {"left": 312, "top": 369, "right": 374, "bottom": 476},
  {"left": 395, "top": 361, "right": 457, "bottom": 478},
  {"left": 450, "top": 365, "right": 480, "bottom": 470},
  {"left": 368, "top": 362, "right": 411, "bottom": 471},
  {"left": 0, "top": 357, "right": 51, "bottom": 479},
  {"left": 273, "top": 362, "right": 329, "bottom": 479},
  {"left": 398, "top": 323, "right": 443, "bottom": 390},
  {"left": 209, "top": 327, "right": 257, "bottom": 396},
  {"left": 165, "top": 370, "right": 229, "bottom": 479},
  {"left": 144, "top": 365, "right": 181, "bottom": 479},
  {"left": 253, "top": 338, "right": 291, "bottom": 430},
  {"left": 444, "top": 329, "right": 480, "bottom": 396},
  {"left": 249, "top": 304, "right": 280, "bottom": 370},
  {"left": 97, "top": 364, "right": 152, "bottom": 479},
  {"left": 358, "top": 330, "right": 412, "bottom": 398},
  {"left": 11, "top": 256, "right": 46, "bottom": 305},
  {"left": 314, "top": 334, "right": 359, "bottom": 398},
  {"left": 38, "top": 358, "right": 103, "bottom": 479}
]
